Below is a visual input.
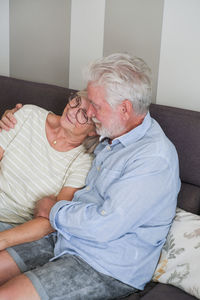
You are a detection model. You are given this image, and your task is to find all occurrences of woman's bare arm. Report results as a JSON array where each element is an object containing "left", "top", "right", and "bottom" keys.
[
  {"left": 0, "top": 217, "right": 53, "bottom": 251},
  {"left": 0, "top": 186, "right": 80, "bottom": 251}
]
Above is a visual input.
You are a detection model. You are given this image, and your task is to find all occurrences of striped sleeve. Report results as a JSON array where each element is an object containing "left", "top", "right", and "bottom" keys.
[
  {"left": 0, "top": 105, "right": 32, "bottom": 150},
  {"left": 64, "top": 152, "right": 94, "bottom": 188}
]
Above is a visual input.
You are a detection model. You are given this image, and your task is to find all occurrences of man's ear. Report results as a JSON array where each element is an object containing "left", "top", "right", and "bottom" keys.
[{"left": 120, "top": 100, "right": 133, "bottom": 120}]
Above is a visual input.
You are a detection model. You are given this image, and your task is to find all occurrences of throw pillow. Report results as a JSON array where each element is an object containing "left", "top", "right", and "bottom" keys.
[{"left": 153, "top": 207, "right": 200, "bottom": 299}]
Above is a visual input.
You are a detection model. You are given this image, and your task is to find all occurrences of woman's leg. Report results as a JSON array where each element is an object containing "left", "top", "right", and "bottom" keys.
[
  {"left": 0, "top": 250, "right": 21, "bottom": 285},
  {"left": 0, "top": 232, "right": 55, "bottom": 298},
  {"left": 0, "top": 274, "right": 40, "bottom": 300}
]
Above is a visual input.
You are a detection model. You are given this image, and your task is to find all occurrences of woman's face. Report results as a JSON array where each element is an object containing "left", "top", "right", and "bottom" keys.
[{"left": 60, "top": 96, "right": 97, "bottom": 139}]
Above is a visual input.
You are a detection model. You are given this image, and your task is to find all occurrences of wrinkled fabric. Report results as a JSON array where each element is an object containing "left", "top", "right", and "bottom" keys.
[
  {"left": 6, "top": 232, "right": 137, "bottom": 300},
  {"left": 50, "top": 113, "right": 181, "bottom": 290}
]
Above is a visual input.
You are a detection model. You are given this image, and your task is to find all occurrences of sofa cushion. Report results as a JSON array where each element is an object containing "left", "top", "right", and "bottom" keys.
[
  {"left": 178, "top": 183, "right": 200, "bottom": 215},
  {"left": 152, "top": 208, "right": 200, "bottom": 299},
  {"left": 141, "top": 283, "right": 197, "bottom": 300}
]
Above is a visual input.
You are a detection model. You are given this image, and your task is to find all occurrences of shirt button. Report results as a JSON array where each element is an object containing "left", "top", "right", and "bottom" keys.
[
  {"left": 106, "top": 145, "right": 111, "bottom": 150},
  {"left": 86, "top": 186, "right": 90, "bottom": 191},
  {"left": 101, "top": 210, "right": 106, "bottom": 215},
  {"left": 97, "top": 166, "right": 100, "bottom": 171}
]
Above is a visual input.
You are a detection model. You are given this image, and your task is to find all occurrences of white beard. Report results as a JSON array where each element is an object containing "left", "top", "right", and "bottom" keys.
[{"left": 92, "top": 117, "right": 125, "bottom": 139}]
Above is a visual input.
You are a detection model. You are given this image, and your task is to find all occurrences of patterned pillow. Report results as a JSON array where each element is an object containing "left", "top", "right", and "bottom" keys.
[{"left": 153, "top": 207, "right": 200, "bottom": 299}]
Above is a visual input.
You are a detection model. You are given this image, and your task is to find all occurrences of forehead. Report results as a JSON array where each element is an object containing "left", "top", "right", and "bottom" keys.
[
  {"left": 87, "top": 83, "right": 106, "bottom": 104},
  {"left": 79, "top": 96, "right": 89, "bottom": 107},
  {"left": 70, "top": 95, "right": 90, "bottom": 109}
]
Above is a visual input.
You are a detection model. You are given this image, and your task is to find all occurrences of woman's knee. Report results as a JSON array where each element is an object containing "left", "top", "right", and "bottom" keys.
[
  {"left": 0, "top": 274, "right": 40, "bottom": 300},
  {"left": 0, "top": 250, "right": 21, "bottom": 285}
]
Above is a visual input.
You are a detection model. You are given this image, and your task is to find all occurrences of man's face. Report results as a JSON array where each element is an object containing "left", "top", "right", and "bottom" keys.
[{"left": 87, "top": 83, "right": 125, "bottom": 139}]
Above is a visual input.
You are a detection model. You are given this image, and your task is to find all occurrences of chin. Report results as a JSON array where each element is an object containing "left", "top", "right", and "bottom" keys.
[{"left": 97, "top": 124, "right": 125, "bottom": 139}]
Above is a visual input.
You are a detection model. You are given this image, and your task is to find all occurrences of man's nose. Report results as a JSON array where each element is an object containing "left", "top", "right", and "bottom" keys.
[{"left": 87, "top": 103, "right": 96, "bottom": 118}]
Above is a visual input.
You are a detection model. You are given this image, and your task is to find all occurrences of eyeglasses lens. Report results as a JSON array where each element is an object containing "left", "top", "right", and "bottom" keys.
[
  {"left": 76, "top": 109, "right": 88, "bottom": 124},
  {"left": 68, "top": 95, "right": 89, "bottom": 124},
  {"left": 69, "top": 95, "right": 81, "bottom": 108}
]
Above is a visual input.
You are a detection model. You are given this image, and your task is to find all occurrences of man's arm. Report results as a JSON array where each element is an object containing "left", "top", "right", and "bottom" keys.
[
  {"left": 0, "top": 186, "right": 79, "bottom": 251},
  {"left": 34, "top": 186, "right": 80, "bottom": 218},
  {"left": 49, "top": 156, "right": 180, "bottom": 243},
  {"left": 0, "top": 103, "right": 22, "bottom": 132}
]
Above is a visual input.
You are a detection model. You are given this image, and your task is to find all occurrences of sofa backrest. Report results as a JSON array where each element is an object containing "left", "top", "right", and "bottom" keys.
[
  {"left": 0, "top": 75, "right": 74, "bottom": 117},
  {"left": 1, "top": 75, "right": 200, "bottom": 214},
  {"left": 150, "top": 104, "right": 200, "bottom": 214}
]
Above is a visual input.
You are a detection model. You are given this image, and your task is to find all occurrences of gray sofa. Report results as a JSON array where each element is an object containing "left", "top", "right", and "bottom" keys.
[{"left": 0, "top": 75, "right": 199, "bottom": 300}]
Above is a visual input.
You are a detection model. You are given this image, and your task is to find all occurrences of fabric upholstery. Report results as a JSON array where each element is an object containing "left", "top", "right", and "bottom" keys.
[
  {"left": 150, "top": 104, "right": 200, "bottom": 187},
  {"left": 178, "top": 183, "right": 200, "bottom": 215},
  {"left": 0, "top": 76, "right": 199, "bottom": 300},
  {"left": 0, "top": 75, "right": 75, "bottom": 117},
  {"left": 141, "top": 283, "right": 198, "bottom": 300},
  {"left": 153, "top": 208, "right": 200, "bottom": 299}
]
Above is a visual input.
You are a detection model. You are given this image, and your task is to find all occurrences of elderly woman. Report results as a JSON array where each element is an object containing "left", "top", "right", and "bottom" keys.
[{"left": 0, "top": 91, "right": 99, "bottom": 250}]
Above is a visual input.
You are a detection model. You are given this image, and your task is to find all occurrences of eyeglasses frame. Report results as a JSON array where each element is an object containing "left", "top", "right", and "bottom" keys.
[{"left": 68, "top": 94, "right": 91, "bottom": 125}]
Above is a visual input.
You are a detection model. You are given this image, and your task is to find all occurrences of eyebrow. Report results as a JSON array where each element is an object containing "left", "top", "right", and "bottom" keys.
[{"left": 88, "top": 99, "right": 100, "bottom": 109}]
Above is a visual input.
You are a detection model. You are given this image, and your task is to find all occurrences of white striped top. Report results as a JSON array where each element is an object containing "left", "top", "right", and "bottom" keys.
[{"left": 0, "top": 105, "right": 94, "bottom": 224}]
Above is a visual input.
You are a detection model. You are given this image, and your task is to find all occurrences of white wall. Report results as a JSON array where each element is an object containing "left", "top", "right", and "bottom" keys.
[
  {"left": 104, "top": 0, "right": 164, "bottom": 103},
  {"left": 157, "top": 0, "right": 200, "bottom": 112},
  {"left": 69, "top": 0, "right": 105, "bottom": 90},
  {"left": 10, "top": 0, "right": 71, "bottom": 87},
  {"left": 1, "top": 0, "right": 200, "bottom": 112},
  {"left": 0, "top": 0, "right": 9, "bottom": 76}
]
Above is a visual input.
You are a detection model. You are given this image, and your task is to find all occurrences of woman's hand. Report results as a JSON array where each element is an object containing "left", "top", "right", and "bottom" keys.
[
  {"left": 34, "top": 195, "right": 57, "bottom": 219},
  {"left": 0, "top": 103, "right": 22, "bottom": 132}
]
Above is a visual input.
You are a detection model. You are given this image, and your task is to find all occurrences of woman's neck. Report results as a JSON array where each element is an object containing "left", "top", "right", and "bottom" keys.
[{"left": 46, "top": 113, "right": 84, "bottom": 151}]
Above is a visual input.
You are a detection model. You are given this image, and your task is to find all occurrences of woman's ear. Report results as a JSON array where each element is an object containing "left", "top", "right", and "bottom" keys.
[{"left": 120, "top": 100, "right": 133, "bottom": 120}]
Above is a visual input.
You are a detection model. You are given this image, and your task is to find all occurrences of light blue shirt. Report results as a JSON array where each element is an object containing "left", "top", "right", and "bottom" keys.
[{"left": 50, "top": 112, "right": 180, "bottom": 290}]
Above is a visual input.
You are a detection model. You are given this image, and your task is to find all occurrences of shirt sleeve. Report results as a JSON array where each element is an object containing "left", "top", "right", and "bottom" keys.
[
  {"left": 0, "top": 105, "right": 32, "bottom": 150},
  {"left": 63, "top": 152, "right": 94, "bottom": 188},
  {"left": 50, "top": 155, "right": 180, "bottom": 243}
]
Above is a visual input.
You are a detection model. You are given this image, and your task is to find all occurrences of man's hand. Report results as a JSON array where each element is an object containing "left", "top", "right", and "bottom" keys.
[
  {"left": 34, "top": 195, "right": 57, "bottom": 219},
  {"left": 0, "top": 103, "right": 22, "bottom": 132}
]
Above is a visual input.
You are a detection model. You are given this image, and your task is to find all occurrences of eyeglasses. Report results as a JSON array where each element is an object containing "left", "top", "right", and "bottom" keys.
[{"left": 68, "top": 94, "right": 92, "bottom": 125}]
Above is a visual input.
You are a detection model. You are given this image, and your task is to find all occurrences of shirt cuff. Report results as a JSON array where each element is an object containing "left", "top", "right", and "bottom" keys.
[{"left": 49, "top": 200, "right": 70, "bottom": 228}]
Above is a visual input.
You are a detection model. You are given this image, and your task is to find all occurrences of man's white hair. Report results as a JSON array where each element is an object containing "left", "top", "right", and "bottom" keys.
[{"left": 84, "top": 53, "right": 152, "bottom": 115}]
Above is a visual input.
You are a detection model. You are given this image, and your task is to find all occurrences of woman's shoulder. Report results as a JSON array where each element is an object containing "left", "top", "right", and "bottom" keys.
[{"left": 46, "top": 111, "right": 60, "bottom": 127}]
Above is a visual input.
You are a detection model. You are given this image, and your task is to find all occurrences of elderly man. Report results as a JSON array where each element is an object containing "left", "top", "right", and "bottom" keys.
[{"left": 0, "top": 53, "right": 180, "bottom": 300}]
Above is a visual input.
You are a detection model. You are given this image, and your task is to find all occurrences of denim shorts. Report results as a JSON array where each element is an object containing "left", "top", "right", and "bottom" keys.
[{"left": 0, "top": 222, "right": 137, "bottom": 300}]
